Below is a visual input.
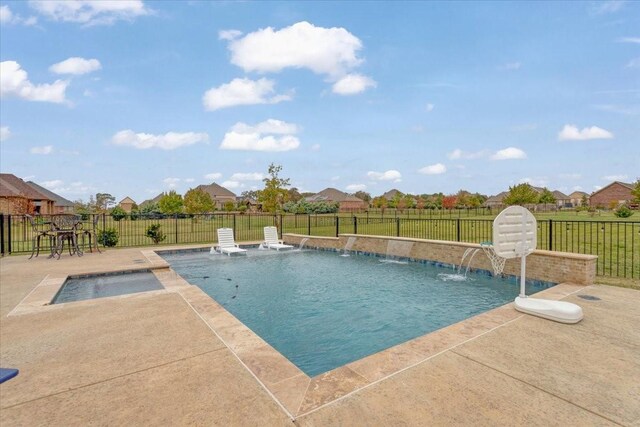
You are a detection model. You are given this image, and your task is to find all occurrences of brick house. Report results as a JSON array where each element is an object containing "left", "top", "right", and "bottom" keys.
[
  {"left": 118, "top": 197, "right": 137, "bottom": 213},
  {"left": 26, "top": 181, "right": 75, "bottom": 213},
  {"left": 195, "top": 183, "right": 237, "bottom": 210},
  {"left": 0, "top": 174, "right": 54, "bottom": 214},
  {"left": 569, "top": 191, "right": 589, "bottom": 207},
  {"left": 589, "top": 182, "right": 635, "bottom": 208},
  {"left": 306, "top": 188, "right": 367, "bottom": 212}
]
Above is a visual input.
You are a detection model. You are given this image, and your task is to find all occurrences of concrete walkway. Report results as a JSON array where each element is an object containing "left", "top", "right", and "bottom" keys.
[{"left": 0, "top": 247, "right": 638, "bottom": 426}]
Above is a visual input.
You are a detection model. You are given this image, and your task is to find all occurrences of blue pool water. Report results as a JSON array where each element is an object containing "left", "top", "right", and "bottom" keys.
[
  {"left": 53, "top": 270, "right": 164, "bottom": 304},
  {"left": 162, "top": 249, "right": 553, "bottom": 376}
]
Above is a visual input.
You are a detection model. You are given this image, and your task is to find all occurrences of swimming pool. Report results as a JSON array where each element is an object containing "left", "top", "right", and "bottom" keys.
[
  {"left": 162, "top": 249, "right": 553, "bottom": 376},
  {"left": 53, "top": 270, "right": 164, "bottom": 304}
]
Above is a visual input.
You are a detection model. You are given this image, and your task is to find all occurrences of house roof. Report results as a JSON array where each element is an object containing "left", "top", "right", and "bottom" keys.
[
  {"left": 381, "top": 189, "right": 403, "bottom": 200},
  {"left": 140, "top": 193, "right": 164, "bottom": 207},
  {"left": 26, "top": 181, "right": 74, "bottom": 206},
  {"left": 569, "top": 191, "right": 589, "bottom": 198},
  {"left": 590, "top": 181, "right": 635, "bottom": 197},
  {"left": 306, "top": 188, "right": 365, "bottom": 203},
  {"left": 484, "top": 191, "right": 508, "bottom": 203},
  {"left": 119, "top": 196, "right": 136, "bottom": 205},
  {"left": 196, "top": 182, "right": 237, "bottom": 199},
  {"left": 552, "top": 190, "right": 569, "bottom": 199},
  {"left": 0, "top": 174, "right": 51, "bottom": 200}
]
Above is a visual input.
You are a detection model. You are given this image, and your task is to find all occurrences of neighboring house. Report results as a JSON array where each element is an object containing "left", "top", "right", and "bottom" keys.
[
  {"left": 195, "top": 183, "right": 237, "bottom": 209},
  {"left": 381, "top": 189, "right": 403, "bottom": 201},
  {"left": 236, "top": 197, "right": 261, "bottom": 212},
  {"left": 118, "top": 197, "right": 137, "bottom": 213},
  {"left": 552, "top": 191, "right": 571, "bottom": 208},
  {"left": 589, "top": 182, "right": 635, "bottom": 208},
  {"left": 484, "top": 191, "right": 507, "bottom": 208},
  {"left": 140, "top": 193, "right": 164, "bottom": 208},
  {"left": 569, "top": 191, "right": 589, "bottom": 207},
  {"left": 0, "top": 173, "right": 54, "bottom": 214},
  {"left": 26, "top": 181, "right": 75, "bottom": 213},
  {"left": 306, "top": 188, "right": 367, "bottom": 212}
]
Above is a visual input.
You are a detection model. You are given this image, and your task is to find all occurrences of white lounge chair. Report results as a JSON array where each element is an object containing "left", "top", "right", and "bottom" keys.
[
  {"left": 263, "top": 226, "right": 294, "bottom": 251},
  {"left": 215, "top": 228, "right": 247, "bottom": 256}
]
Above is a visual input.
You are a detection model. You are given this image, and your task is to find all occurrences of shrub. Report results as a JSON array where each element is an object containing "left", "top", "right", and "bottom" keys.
[
  {"left": 145, "top": 223, "right": 166, "bottom": 244},
  {"left": 98, "top": 228, "right": 119, "bottom": 247},
  {"left": 110, "top": 206, "right": 127, "bottom": 221},
  {"left": 614, "top": 205, "right": 634, "bottom": 218}
]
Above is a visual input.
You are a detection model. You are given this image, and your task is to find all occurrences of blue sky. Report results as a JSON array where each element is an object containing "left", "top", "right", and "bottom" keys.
[{"left": 1, "top": 0, "right": 638, "bottom": 203}]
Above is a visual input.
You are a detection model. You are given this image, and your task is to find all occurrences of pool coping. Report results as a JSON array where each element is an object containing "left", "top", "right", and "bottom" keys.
[
  {"left": 6, "top": 246, "right": 587, "bottom": 420},
  {"left": 152, "top": 248, "right": 587, "bottom": 419}
]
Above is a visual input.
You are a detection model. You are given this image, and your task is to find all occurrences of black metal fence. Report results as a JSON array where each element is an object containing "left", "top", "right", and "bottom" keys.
[{"left": 1, "top": 213, "right": 638, "bottom": 279}]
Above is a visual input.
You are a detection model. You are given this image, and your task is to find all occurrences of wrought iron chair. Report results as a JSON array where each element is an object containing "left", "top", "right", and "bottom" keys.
[
  {"left": 26, "top": 214, "right": 53, "bottom": 259},
  {"left": 79, "top": 214, "right": 101, "bottom": 253},
  {"left": 50, "top": 214, "right": 83, "bottom": 259}
]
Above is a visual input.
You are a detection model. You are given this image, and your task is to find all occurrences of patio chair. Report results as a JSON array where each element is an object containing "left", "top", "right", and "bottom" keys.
[
  {"left": 263, "top": 226, "right": 293, "bottom": 251},
  {"left": 79, "top": 214, "right": 101, "bottom": 253},
  {"left": 26, "top": 214, "right": 53, "bottom": 259},
  {"left": 214, "top": 228, "right": 247, "bottom": 256}
]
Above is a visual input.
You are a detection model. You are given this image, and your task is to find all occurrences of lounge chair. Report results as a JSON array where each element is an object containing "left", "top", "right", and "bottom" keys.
[
  {"left": 215, "top": 228, "right": 247, "bottom": 256},
  {"left": 263, "top": 226, "right": 294, "bottom": 251}
]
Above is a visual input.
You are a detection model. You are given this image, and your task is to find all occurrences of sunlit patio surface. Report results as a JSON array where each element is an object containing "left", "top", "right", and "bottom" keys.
[{"left": 1, "top": 246, "right": 638, "bottom": 426}]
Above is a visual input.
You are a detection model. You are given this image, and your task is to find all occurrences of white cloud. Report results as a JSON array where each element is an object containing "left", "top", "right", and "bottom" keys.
[
  {"left": 1, "top": 61, "right": 69, "bottom": 104},
  {"left": 30, "top": 145, "right": 53, "bottom": 155},
  {"left": 558, "top": 124, "right": 614, "bottom": 141},
  {"left": 227, "top": 21, "right": 363, "bottom": 78},
  {"left": 425, "top": 103, "right": 434, "bottom": 112},
  {"left": 602, "top": 174, "right": 628, "bottom": 181},
  {"left": 593, "top": 185, "right": 603, "bottom": 191},
  {"left": 218, "top": 29, "right": 242, "bottom": 41},
  {"left": 0, "top": 126, "right": 10, "bottom": 142},
  {"left": 29, "top": 0, "right": 150, "bottom": 26},
  {"left": 331, "top": 176, "right": 340, "bottom": 182},
  {"left": 346, "top": 184, "right": 367, "bottom": 192},
  {"left": 367, "top": 170, "right": 402, "bottom": 182},
  {"left": 42, "top": 179, "right": 64, "bottom": 189},
  {"left": 311, "top": 144, "right": 321, "bottom": 151},
  {"left": 184, "top": 178, "right": 195, "bottom": 183},
  {"left": 1, "top": 5, "right": 37, "bottom": 25},
  {"left": 221, "top": 180, "right": 241, "bottom": 189},
  {"left": 490, "top": 147, "right": 527, "bottom": 160},
  {"left": 572, "top": 186, "right": 584, "bottom": 192},
  {"left": 50, "top": 57, "right": 101, "bottom": 75},
  {"left": 500, "top": 62, "right": 521, "bottom": 70},
  {"left": 447, "top": 149, "right": 486, "bottom": 160},
  {"left": 220, "top": 119, "right": 300, "bottom": 152},
  {"left": 331, "top": 73, "right": 376, "bottom": 95},
  {"left": 626, "top": 57, "right": 640, "bottom": 69},
  {"left": 418, "top": 163, "right": 447, "bottom": 175},
  {"left": 616, "top": 37, "right": 640, "bottom": 44},
  {"left": 163, "top": 177, "right": 180, "bottom": 189},
  {"left": 589, "top": 0, "right": 625, "bottom": 14},
  {"left": 559, "top": 173, "right": 582, "bottom": 180},
  {"left": 111, "top": 130, "right": 209, "bottom": 150},
  {"left": 519, "top": 177, "right": 548, "bottom": 187},
  {"left": 202, "top": 77, "right": 292, "bottom": 111},
  {"left": 229, "top": 172, "right": 263, "bottom": 181},
  {"left": 204, "top": 172, "right": 222, "bottom": 181}
]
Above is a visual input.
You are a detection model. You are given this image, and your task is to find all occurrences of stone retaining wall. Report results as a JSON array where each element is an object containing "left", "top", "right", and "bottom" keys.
[{"left": 283, "top": 233, "right": 597, "bottom": 285}]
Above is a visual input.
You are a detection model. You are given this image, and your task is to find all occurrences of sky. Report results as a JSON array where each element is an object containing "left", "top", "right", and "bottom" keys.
[{"left": 1, "top": 0, "right": 639, "bottom": 204}]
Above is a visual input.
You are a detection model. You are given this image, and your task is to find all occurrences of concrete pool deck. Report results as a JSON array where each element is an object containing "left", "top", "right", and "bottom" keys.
[{"left": 1, "top": 246, "right": 638, "bottom": 426}]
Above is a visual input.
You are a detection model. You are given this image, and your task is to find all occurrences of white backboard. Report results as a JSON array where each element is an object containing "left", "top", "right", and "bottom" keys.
[{"left": 492, "top": 206, "right": 537, "bottom": 259}]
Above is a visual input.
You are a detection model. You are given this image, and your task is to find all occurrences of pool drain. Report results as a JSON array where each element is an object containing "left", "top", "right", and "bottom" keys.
[{"left": 577, "top": 295, "right": 601, "bottom": 301}]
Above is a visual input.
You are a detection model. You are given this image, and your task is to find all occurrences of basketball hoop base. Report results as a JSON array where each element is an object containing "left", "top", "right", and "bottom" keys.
[{"left": 514, "top": 297, "right": 583, "bottom": 324}]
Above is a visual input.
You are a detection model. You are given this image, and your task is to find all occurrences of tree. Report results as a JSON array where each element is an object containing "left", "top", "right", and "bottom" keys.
[
  {"left": 580, "top": 194, "right": 589, "bottom": 207},
  {"left": 371, "top": 196, "right": 388, "bottom": 212},
  {"left": 354, "top": 191, "right": 371, "bottom": 203},
  {"left": 456, "top": 190, "right": 471, "bottom": 208},
  {"left": 240, "top": 190, "right": 260, "bottom": 200},
  {"left": 110, "top": 206, "right": 127, "bottom": 221},
  {"left": 223, "top": 201, "right": 235, "bottom": 212},
  {"left": 503, "top": 184, "right": 539, "bottom": 206},
  {"left": 158, "top": 191, "right": 184, "bottom": 214},
  {"left": 184, "top": 188, "right": 215, "bottom": 214},
  {"left": 95, "top": 193, "right": 115, "bottom": 211},
  {"left": 287, "top": 187, "right": 302, "bottom": 203},
  {"left": 632, "top": 180, "right": 640, "bottom": 204},
  {"left": 442, "top": 195, "right": 457, "bottom": 209},
  {"left": 416, "top": 196, "right": 426, "bottom": 210},
  {"left": 538, "top": 188, "right": 556, "bottom": 204},
  {"left": 258, "top": 163, "right": 290, "bottom": 213}
]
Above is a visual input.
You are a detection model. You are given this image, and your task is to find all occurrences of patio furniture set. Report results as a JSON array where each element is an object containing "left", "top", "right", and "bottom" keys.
[{"left": 26, "top": 214, "right": 101, "bottom": 260}]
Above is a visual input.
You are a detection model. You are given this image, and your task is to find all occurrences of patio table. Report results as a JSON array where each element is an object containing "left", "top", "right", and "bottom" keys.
[{"left": 49, "top": 215, "right": 83, "bottom": 259}]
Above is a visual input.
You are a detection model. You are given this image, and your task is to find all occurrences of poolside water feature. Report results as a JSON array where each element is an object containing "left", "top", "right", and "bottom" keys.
[
  {"left": 380, "top": 240, "right": 413, "bottom": 264},
  {"left": 162, "top": 249, "right": 554, "bottom": 376},
  {"left": 298, "top": 237, "right": 309, "bottom": 250},
  {"left": 340, "top": 236, "right": 357, "bottom": 257}
]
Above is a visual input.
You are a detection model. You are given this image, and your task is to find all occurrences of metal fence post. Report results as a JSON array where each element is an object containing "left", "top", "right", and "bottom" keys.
[
  {"left": 396, "top": 218, "right": 400, "bottom": 237},
  {"left": 548, "top": 219, "right": 553, "bottom": 250},
  {"left": 336, "top": 216, "right": 340, "bottom": 237},
  {"left": 175, "top": 214, "right": 179, "bottom": 243},
  {"left": 0, "top": 214, "right": 4, "bottom": 255},
  {"left": 279, "top": 214, "right": 283, "bottom": 238},
  {"left": 456, "top": 218, "right": 461, "bottom": 242},
  {"left": 307, "top": 215, "right": 311, "bottom": 235},
  {"left": 353, "top": 216, "right": 358, "bottom": 234}
]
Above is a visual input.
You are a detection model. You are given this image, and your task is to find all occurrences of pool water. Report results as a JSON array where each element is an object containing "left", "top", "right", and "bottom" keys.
[
  {"left": 53, "top": 270, "right": 164, "bottom": 304},
  {"left": 163, "top": 249, "right": 553, "bottom": 376}
]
